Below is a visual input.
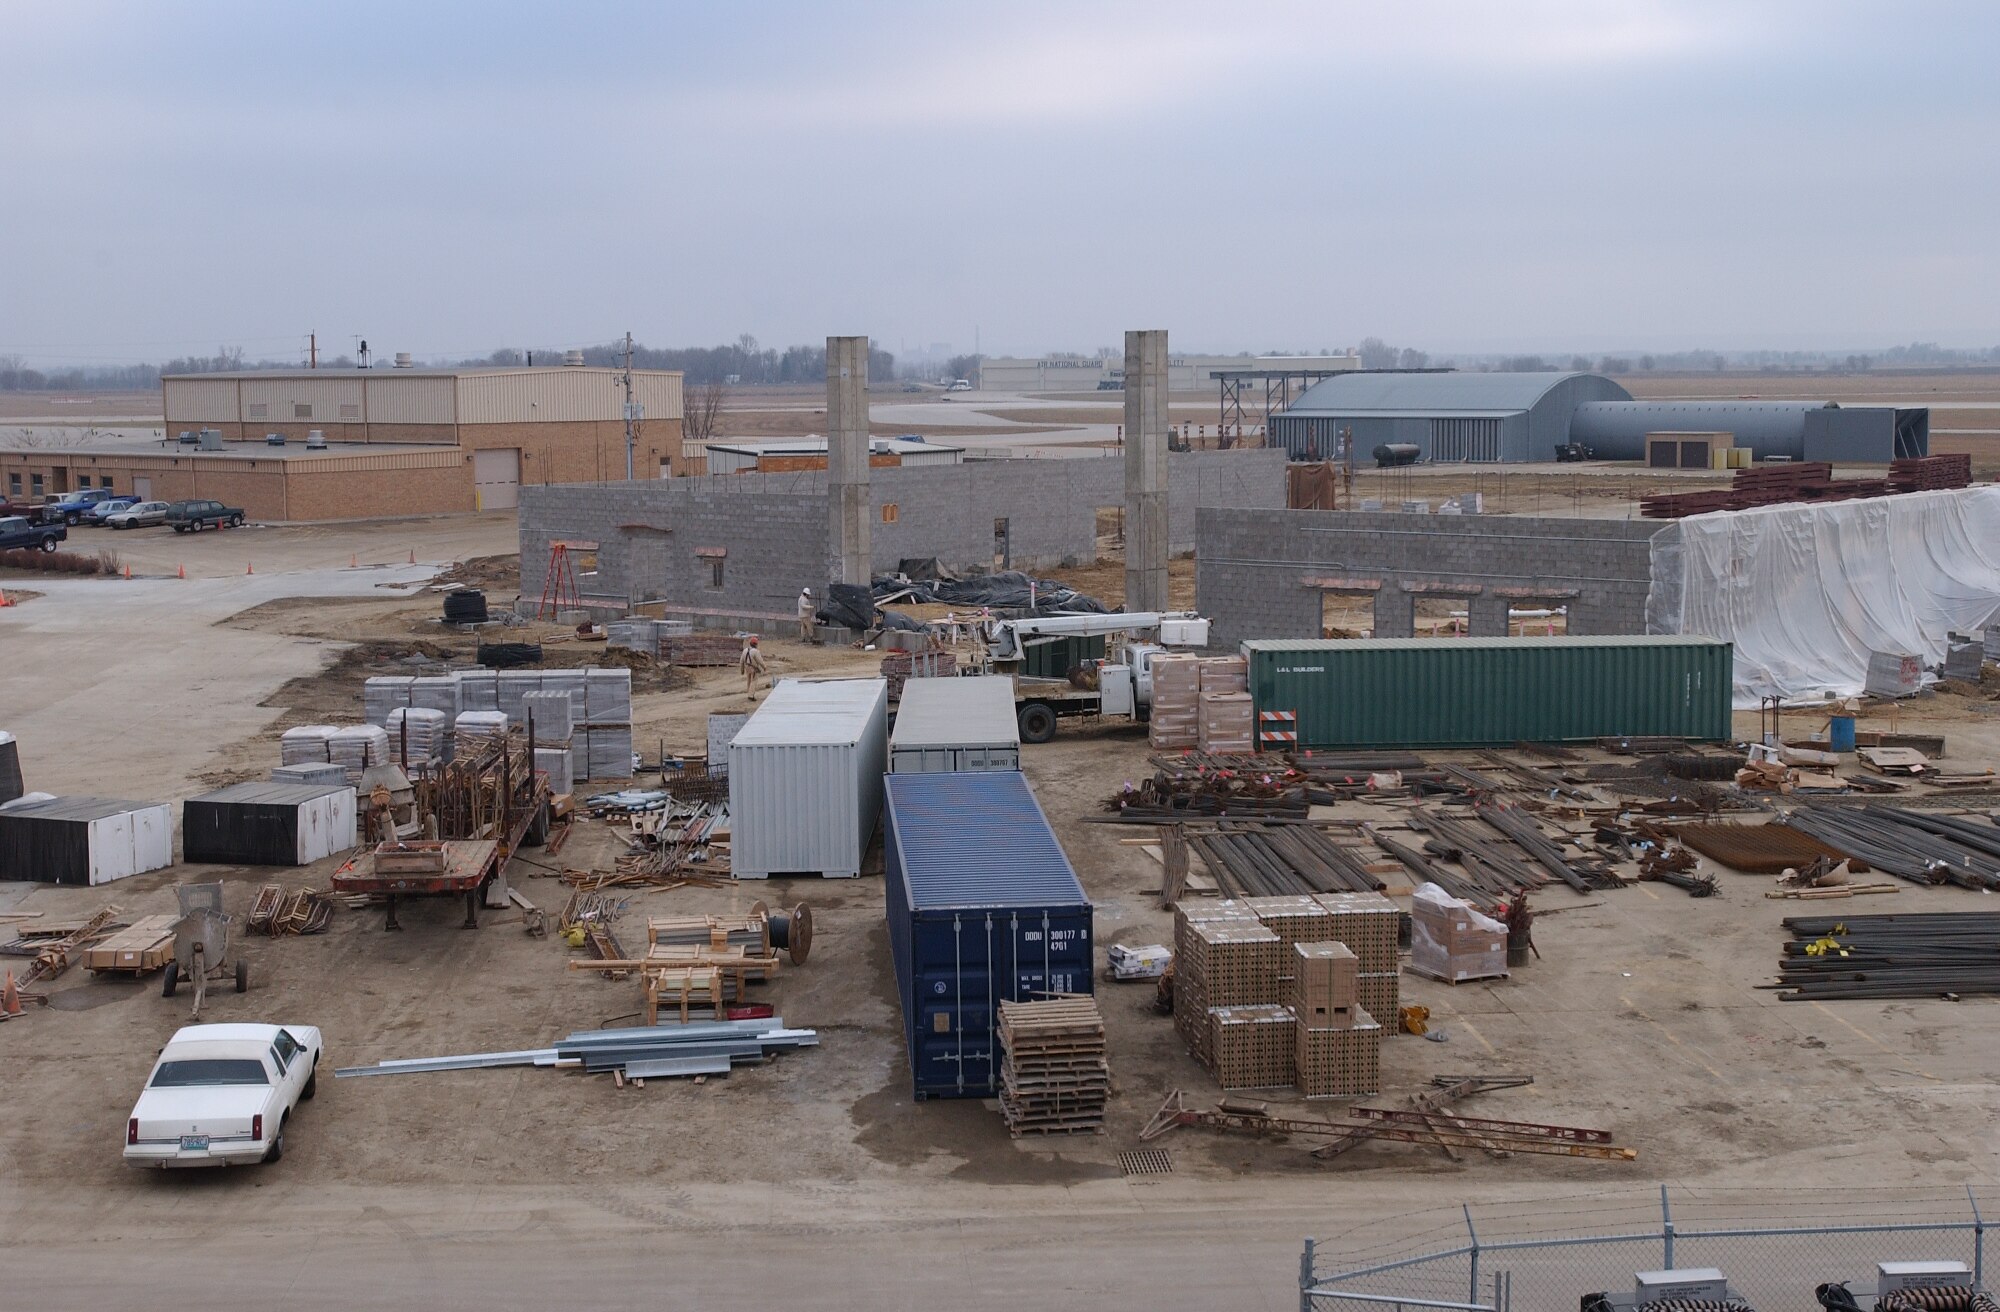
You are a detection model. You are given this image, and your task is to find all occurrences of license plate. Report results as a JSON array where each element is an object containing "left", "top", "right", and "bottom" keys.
[{"left": 179, "top": 1134, "right": 209, "bottom": 1151}]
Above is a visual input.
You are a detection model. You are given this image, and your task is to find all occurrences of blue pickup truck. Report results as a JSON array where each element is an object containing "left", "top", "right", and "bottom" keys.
[
  {"left": 43, "top": 488, "right": 125, "bottom": 526},
  {"left": 0, "top": 515, "right": 67, "bottom": 553}
]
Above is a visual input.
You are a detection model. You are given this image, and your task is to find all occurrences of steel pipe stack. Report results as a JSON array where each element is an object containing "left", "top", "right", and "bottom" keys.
[{"left": 1774, "top": 912, "right": 2000, "bottom": 1000}]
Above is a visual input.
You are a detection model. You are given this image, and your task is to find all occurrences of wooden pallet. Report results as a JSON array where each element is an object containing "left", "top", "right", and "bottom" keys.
[
  {"left": 997, "top": 997, "right": 1108, "bottom": 1137},
  {"left": 83, "top": 914, "right": 178, "bottom": 976}
]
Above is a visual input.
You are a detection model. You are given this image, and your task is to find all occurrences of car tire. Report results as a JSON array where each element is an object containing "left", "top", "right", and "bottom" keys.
[
  {"left": 173, "top": 524, "right": 187, "bottom": 534},
  {"left": 161, "top": 960, "right": 179, "bottom": 997},
  {"left": 303, "top": 1064, "right": 318, "bottom": 1101},
  {"left": 234, "top": 959, "right": 249, "bottom": 993},
  {"left": 1018, "top": 702, "right": 1059, "bottom": 744},
  {"left": 64, "top": 513, "right": 80, "bottom": 526},
  {"left": 39, "top": 536, "right": 57, "bottom": 553},
  {"left": 263, "top": 1117, "right": 285, "bottom": 1164},
  {"left": 229, "top": 514, "right": 243, "bottom": 528}
]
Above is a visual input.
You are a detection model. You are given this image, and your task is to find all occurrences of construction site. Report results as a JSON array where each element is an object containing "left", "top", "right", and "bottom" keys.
[{"left": 5, "top": 322, "right": 2000, "bottom": 1312}]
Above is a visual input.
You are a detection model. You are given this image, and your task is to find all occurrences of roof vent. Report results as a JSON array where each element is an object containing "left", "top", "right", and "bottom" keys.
[
  {"left": 393, "top": 352, "right": 414, "bottom": 369},
  {"left": 564, "top": 350, "right": 586, "bottom": 368}
]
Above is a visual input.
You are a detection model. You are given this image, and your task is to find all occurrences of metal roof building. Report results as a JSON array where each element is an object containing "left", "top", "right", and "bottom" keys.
[{"left": 1272, "top": 371, "right": 1631, "bottom": 464}]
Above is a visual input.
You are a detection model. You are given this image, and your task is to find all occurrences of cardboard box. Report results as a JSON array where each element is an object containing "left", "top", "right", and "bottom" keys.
[{"left": 1289, "top": 941, "right": 1360, "bottom": 1022}]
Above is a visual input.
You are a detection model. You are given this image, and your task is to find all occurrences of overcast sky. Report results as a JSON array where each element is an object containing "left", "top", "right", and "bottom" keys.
[{"left": 3, "top": 1, "right": 1996, "bottom": 365}]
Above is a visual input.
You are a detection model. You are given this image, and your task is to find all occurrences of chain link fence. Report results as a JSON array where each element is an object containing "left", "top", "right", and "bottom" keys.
[{"left": 1303, "top": 1186, "right": 1992, "bottom": 1311}]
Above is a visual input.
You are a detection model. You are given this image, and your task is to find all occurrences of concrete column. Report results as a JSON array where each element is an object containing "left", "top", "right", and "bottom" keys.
[
  {"left": 1374, "top": 587, "right": 1415, "bottom": 639},
  {"left": 1468, "top": 593, "right": 1511, "bottom": 638},
  {"left": 1124, "top": 329, "right": 1169, "bottom": 613},
  {"left": 826, "top": 336, "right": 871, "bottom": 586}
]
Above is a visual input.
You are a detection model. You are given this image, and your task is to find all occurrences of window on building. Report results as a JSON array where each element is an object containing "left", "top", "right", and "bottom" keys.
[
  {"left": 294, "top": 403, "right": 312, "bottom": 419},
  {"left": 77, "top": 475, "right": 91, "bottom": 489},
  {"left": 881, "top": 503, "right": 898, "bottom": 523},
  {"left": 247, "top": 403, "right": 268, "bottom": 419},
  {"left": 339, "top": 403, "right": 360, "bottom": 418},
  {"left": 708, "top": 558, "right": 725, "bottom": 589},
  {"left": 7, "top": 474, "right": 19, "bottom": 496},
  {"left": 30, "top": 474, "right": 43, "bottom": 497}
]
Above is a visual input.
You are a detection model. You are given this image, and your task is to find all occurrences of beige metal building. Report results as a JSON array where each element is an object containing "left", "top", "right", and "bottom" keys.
[{"left": 0, "top": 364, "right": 687, "bottom": 522}]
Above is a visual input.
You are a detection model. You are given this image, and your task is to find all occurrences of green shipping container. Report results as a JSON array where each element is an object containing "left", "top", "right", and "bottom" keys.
[
  {"left": 1241, "top": 636, "right": 1733, "bottom": 749},
  {"left": 1024, "top": 633, "right": 1106, "bottom": 681}
]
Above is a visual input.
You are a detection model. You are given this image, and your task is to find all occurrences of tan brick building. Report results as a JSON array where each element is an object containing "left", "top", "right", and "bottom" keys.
[{"left": 0, "top": 364, "right": 686, "bottom": 522}]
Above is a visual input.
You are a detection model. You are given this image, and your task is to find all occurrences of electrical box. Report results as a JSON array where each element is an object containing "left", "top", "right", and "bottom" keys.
[
  {"left": 1635, "top": 1269, "right": 1729, "bottom": 1304},
  {"left": 1878, "top": 1261, "right": 1970, "bottom": 1293}
]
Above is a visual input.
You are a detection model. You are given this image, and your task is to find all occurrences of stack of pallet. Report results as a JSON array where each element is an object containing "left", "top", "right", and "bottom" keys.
[
  {"left": 1409, "top": 883, "right": 1508, "bottom": 983},
  {"left": 997, "top": 997, "right": 1108, "bottom": 1136},
  {"left": 1888, "top": 453, "right": 1972, "bottom": 492},
  {"left": 1197, "top": 660, "right": 1254, "bottom": 755},
  {"left": 1148, "top": 654, "right": 1202, "bottom": 749}
]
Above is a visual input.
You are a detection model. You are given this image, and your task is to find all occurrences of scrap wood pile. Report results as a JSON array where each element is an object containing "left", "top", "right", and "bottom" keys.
[
  {"left": 568, "top": 903, "right": 811, "bottom": 1024},
  {"left": 1640, "top": 460, "right": 1955, "bottom": 520},
  {"left": 1, "top": 906, "right": 123, "bottom": 989},
  {"left": 334, "top": 1016, "right": 818, "bottom": 1086},
  {"left": 878, "top": 649, "right": 956, "bottom": 699},
  {"left": 1771, "top": 912, "right": 2000, "bottom": 1001},
  {"left": 997, "top": 996, "right": 1107, "bottom": 1136},
  {"left": 245, "top": 885, "right": 335, "bottom": 936},
  {"left": 1779, "top": 806, "right": 2000, "bottom": 891}
]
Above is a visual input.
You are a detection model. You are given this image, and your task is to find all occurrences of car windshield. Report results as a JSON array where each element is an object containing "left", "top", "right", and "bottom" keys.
[{"left": 149, "top": 1058, "right": 270, "bottom": 1087}]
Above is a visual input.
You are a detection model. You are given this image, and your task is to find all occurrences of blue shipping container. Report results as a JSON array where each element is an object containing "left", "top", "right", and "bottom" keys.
[{"left": 884, "top": 771, "right": 1094, "bottom": 1100}]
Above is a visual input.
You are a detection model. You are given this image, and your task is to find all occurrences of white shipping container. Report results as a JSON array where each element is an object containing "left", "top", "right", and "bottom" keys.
[
  {"left": 730, "top": 679, "right": 889, "bottom": 878},
  {"left": 889, "top": 675, "right": 1021, "bottom": 774},
  {"left": 0, "top": 797, "right": 174, "bottom": 886}
]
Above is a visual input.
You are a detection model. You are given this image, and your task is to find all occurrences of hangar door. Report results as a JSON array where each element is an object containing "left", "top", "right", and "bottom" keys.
[
  {"left": 473, "top": 448, "right": 521, "bottom": 510},
  {"left": 1429, "top": 418, "right": 1501, "bottom": 462}
]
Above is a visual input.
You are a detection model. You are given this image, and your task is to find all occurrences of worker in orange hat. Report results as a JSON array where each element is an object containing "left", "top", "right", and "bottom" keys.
[{"left": 740, "top": 634, "right": 769, "bottom": 697}]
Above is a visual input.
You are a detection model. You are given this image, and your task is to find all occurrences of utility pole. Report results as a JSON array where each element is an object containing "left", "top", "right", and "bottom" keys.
[
  {"left": 620, "top": 330, "right": 639, "bottom": 482},
  {"left": 309, "top": 333, "right": 317, "bottom": 369}
]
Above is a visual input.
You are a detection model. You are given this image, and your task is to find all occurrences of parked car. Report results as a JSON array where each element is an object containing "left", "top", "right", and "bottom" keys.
[
  {"left": 0, "top": 515, "right": 65, "bottom": 553},
  {"left": 84, "top": 497, "right": 139, "bottom": 524},
  {"left": 104, "top": 500, "right": 171, "bottom": 530},
  {"left": 948, "top": 378, "right": 973, "bottom": 391},
  {"left": 124, "top": 1023, "right": 321, "bottom": 1169},
  {"left": 45, "top": 488, "right": 125, "bottom": 526},
  {"left": 166, "top": 499, "right": 246, "bottom": 532}
]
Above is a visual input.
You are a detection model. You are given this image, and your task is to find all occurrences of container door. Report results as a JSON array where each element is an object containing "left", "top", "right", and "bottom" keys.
[
  {"left": 89, "top": 813, "right": 134, "bottom": 884},
  {"left": 131, "top": 806, "right": 171, "bottom": 874},
  {"left": 910, "top": 912, "right": 1000, "bottom": 1097}
]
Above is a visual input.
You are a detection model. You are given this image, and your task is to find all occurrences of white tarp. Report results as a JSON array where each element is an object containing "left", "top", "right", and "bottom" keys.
[{"left": 1646, "top": 487, "right": 2000, "bottom": 707}]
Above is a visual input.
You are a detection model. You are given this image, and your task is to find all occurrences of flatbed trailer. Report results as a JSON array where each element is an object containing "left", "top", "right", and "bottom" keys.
[{"left": 333, "top": 776, "right": 549, "bottom": 930}]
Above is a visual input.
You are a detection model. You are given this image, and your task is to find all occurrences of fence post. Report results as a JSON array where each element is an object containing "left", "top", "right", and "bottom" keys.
[
  {"left": 1970, "top": 1186, "right": 1984, "bottom": 1290},
  {"left": 1465, "top": 1204, "right": 1482, "bottom": 1306},
  {"left": 1300, "top": 1238, "right": 1315, "bottom": 1312},
  {"left": 1661, "top": 1183, "right": 1676, "bottom": 1269}
]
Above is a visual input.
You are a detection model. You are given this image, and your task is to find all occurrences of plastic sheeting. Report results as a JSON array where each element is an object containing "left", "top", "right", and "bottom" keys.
[{"left": 1647, "top": 487, "right": 2000, "bottom": 706}]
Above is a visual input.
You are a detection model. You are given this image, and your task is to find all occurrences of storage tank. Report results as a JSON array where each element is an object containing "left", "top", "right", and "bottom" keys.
[
  {"left": 728, "top": 678, "right": 889, "bottom": 878},
  {"left": 890, "top": 676, "right": 1021, "bottom": 774},
  {"left": 883, "top": 770, "right": 1093, "bottom": 1099},
  {"left": 1241, "top": 636, "right": 1733, "bottom": 748}
]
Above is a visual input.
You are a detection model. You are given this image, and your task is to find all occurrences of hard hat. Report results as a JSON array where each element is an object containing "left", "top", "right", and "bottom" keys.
[{"left": 749, "top": 635, "right": 760, "bottom": 644}]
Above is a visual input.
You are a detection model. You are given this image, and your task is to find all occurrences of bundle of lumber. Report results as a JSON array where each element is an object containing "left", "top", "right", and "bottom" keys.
[{"left": 998, "top": 996, "right": 1107, "bottom": 1136}]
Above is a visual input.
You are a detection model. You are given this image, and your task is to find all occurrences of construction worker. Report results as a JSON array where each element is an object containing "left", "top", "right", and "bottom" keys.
[
  {"left": 740, "top": 634, "right": 769, "bottom": 696},
  {"left": 797, "top": 587, "right": 817, "bottom": 644}
]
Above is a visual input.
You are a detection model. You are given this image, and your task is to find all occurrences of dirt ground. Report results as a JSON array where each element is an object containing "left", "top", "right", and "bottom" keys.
[{"left": 6, "top": 504, "right": 2000, "bottom": 1307}]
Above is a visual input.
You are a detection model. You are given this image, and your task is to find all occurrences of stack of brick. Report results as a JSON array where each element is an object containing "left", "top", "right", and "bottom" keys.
[
  {"left": 1148, "top": 654, "right": 1202, "bottom": 749},
  {"left": 1312, "top": 891, "right": 1402, "bottom": 1023},
  {"left": 1289, "top": 940, "right": 1379, "bottom": 1097},
  {"left": 1197, "top": 692, "right": 1255, "bottom": 754},
  {"left": 1172, "top": 904, "right": 1280, "bottom": 1068},
  {"left": 1208, "top": 1004, "right": 1297, "bottom": 1090},
  {"left": 1409, "top": 883, "right": 1508, "bottom": 983}
]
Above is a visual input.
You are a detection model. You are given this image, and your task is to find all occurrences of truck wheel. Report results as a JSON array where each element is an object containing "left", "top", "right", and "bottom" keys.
[
  {"left": 1018, "top": 702, "right": 1058, "bottom": 745},
  {"left": 161, "top": 960, "right": 179, "bottom": 997},
  {"left": 234, "top": 959, "right": 249, "bottom": 993},
  {"left": 229, "top": 514, "right": 243, "bottom": 528},
  {"left": 39, "top": 536, "right": 58, "bottom": 553},
  {"left": 64, "top": 512, "right": 80, "bottom": 526}
]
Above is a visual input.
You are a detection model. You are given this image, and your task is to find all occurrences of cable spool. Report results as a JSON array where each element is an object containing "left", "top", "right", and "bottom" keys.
[
  {"left": 1879, "top": 1290, "right": 1999, "bottom": 1312},
  {"left": 443, "top": 589, "right": 489, "bottom": 624},
  {"left": 0, "top": 731, "right": 20, "bottom": 806},
  {"left": 767, "top": 902, "right": 813, "bottom": 965}
]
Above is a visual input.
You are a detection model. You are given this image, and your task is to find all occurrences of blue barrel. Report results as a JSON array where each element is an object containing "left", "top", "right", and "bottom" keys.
[{"left": 1829, "top": 714, "right": 1857, "bottom": 752}]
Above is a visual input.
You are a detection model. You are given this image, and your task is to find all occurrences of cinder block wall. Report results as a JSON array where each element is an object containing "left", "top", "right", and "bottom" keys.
[
  {"left": 520, "top": 450, "right": 1286, "bottom": 623},
  {"left": 1195, "top": 506, "right": 1662, "bottom": 649}
]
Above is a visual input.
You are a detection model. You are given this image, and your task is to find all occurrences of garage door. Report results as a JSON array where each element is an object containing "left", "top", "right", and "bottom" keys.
[{"left": 472, "top": 448, "right": 520, "bottom": 510}]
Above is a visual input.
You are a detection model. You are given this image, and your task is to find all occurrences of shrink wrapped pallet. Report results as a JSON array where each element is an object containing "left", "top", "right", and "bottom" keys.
[
  {"left": 535, "top": 746, "right": 574, "bottom": 796},
  {"left": 583, "top": 724, "right": 634, "bottom": 780},
  {"left": 584, "top": 668, "right": 632, "bottom": 725},
  {"left": 495, "top": 671, "right": 541, "bottom": 723},
  {"left": 408, "top": 675, "right": 460, "bottom": 717},
  {"left": 280, "top": 725, "right": 338, "bottom": 766},
  {"left": 362, "top": 676, "right": 413, "bottom": 726},
  {"left": 453, "top": 710, "right": 509, "bottom": 754},
  {"left": 454, "top": 669, "right": 499, "bottom": 712},
  {"left": 327, "top": 725, "right": 390, "bottom": 784},
  {"left": 539, "top": 669, "right": 588, "bottom": 722},
  {"left": 384, "top": 708, "right": 449, "bottom": 764},
  {"left": 1409, "top": 882, "right": 1507, "bottom": 983},
  {"left": 520, "top": 690, "right": 574, "bottom": 744}
]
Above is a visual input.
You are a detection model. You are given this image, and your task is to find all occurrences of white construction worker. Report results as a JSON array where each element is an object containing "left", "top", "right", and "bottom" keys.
[
  {"left": 797, "top": 588, "right": 817, "bottom": 644},
  {"left": 740, "top": 634, "right": 769, "bottom": 697}
]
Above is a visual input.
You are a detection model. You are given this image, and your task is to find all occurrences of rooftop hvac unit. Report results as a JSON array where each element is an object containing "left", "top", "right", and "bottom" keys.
[
  {"left": 306, "top": 429, "right": 326, "bottom": 449},
  {"left": 198, "top": 428, "right": 223, "bottom": 450},
  {"left": 564, "top": 349, "right": 586, "bottom": 367},
  {"left": 393, "top": 351, "right": 413, "bottom": 368},
  {"left": 266, "top": 432, "right": 286, "bottom": 446},
  {"left": 1635, "top": 1269, "right": 1730, "bottom": 1304},
  {"left": 1878, "top": 1261, "right": 1972, "bottom": 1293},
  {"left": 177, "top": 430, "right": 198, "bottom": 445}
]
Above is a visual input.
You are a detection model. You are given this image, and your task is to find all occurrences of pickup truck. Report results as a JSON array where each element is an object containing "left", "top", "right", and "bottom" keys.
[
  {"left": 166, "top": 500, "right": 246, "bottom": 533},
  {"left": 0, "top": 515, "right": 66, "bottom": 553},
  {"left": 44, "top": 488, "right": 125, "bottom": 526}
]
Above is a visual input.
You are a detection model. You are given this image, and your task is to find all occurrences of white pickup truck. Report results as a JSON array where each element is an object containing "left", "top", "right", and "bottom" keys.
[{"left": 125, "top": 1023, "right": 322, "bottom": 1168}]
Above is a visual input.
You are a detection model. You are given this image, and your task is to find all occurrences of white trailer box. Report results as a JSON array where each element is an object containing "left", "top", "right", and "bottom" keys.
[
  {"left": 889, "top": 675, "right": 1022, "bottom": 774},
  {"left": 729, "top": 678, "right": 889, "bottom": 878},
  {"left": 182, "top": 783, "right": 357, "bottom": 867},
  {"left": 0, "top": 797, "right": 174, "bottom": 886}
]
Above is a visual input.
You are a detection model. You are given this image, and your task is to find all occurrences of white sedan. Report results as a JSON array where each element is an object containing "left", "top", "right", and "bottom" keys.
[{"left": 124, "top": 1023, "right": 321, "bottom": 1169}]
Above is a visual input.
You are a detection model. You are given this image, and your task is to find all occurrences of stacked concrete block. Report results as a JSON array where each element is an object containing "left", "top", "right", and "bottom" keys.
[
  {"left": 584, "top": 668, "right": 632, "bottom": 725},
  {"left": 362, "top": 676, "right": 414, "bottom": 727},
  {"left": 539, "top": 669, "right": 588, "bottom": 722},
  {"left": 1148, "top": 653, "right": 1201, "bottom": 750},
  {"left": 454, "top": 670, "right": 499, "bottom": 712},
  {"left": 384, "top": 708, "right": 449, "bottom": 766},
  {"left": 453, "top": 710, "right": 509, "bottom": 754},
  {"left": 520, "top": 690, "right": 574, "bottom": 745},
  {"left": 280, "top": 725, "right": 338, "bottom": 766},
  {"left": 1208, "top": 1004, "right": 1297, "bottom": 1091},
  {"left": 272, "top": 763, "right": 349, "bottom": 786},
  {"left": 534, "top": 746, "right": 574, "bottom": 797},
  {"left": 1197, "top": 691, "right": 1255, "bottom": 754},
  {"left": 408, "top": 676, "right": 460, "bottom": 717},
  {"left": 581, "top": 725, "right": 634, "bottom": 781}
]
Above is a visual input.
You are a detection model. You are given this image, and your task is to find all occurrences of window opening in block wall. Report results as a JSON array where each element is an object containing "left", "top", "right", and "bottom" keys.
[
  {"left": 1320, "top": 589, "right": 1373, "bottom": 639},
  {"left": 881, "top": 503, "right": 898, "bottom": 523},
  {"left": 1506, "top": 600, "right": 1569, "bottom": 637},
  {"left": 77, "top": 475, "right": 91, "bottom": 489},
  {"left": 31, "top": 474, "right": 44, "bottom": 497},
  {"left": 708, "top": 558, "right": 724, "bottom": 589},
  {"left": 1095, "top": 506, "right": 1122, "bottom": 554},
  {"left": 1413, "top": 596, "right": 1470, "bottom": 638}
]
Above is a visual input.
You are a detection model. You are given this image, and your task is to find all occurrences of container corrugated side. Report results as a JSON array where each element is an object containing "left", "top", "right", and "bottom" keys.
[
  {"left": 884, "top": 771, "right": 1093, "bottom": 1099},
  {"left": 890, "top": 676, "right": 1021, "bottom": 751},
  {"left": 1243, "top": 637, "right": 1732, "bottom": 748},
  {"left": 729, "top": 681, "right": 888, "bottom": 877}
]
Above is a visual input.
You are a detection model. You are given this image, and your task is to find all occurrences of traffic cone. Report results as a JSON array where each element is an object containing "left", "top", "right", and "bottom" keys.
[
  {"left": 407, "top": 549, "right": 416, "bottom": 564},
  {"left": 0, "top": 587, "right": 9, "bottom": 608},
  {"left": 177, "top": 564, "right": 185, "bottom": 579},
  {"left": 246, "top": 561, "right": 254, "bottom": 575},
  {"left": 123, "top": 565, "right": 132, "bottom": 580},
  {"left": 3, "top": 971, "right": 19, "bottom": 1017}
]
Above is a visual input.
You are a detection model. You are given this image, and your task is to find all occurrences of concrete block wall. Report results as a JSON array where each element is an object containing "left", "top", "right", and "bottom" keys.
[
  {"left": 1195, "top": 506, "right": 1662, "bottom": 650},
  {"left": 522, "top": 450, "right": 1287, "bottom": 625}
]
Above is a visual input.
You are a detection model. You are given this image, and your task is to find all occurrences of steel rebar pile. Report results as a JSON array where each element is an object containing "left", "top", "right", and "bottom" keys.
[
  {"left": 1186, "top": 822, "right": 1382, "bottom": 897},
  {"left": 1780, "top": 806, "right": 2000, "bottom": 891},
  {"left": 1773, "top": 912, "right": 2000, "bottom": 1000},
  {"left": 1474, "top": 800, "right": 1599, "bottom": 893},
  {"left": 1409, "top": 810, "right": 1552, "bottom": 903}
]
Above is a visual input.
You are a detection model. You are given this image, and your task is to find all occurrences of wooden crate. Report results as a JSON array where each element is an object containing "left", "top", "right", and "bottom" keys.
[{"left": 1296, "top": 1007, "right": 1383, "bottom": 1099}]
